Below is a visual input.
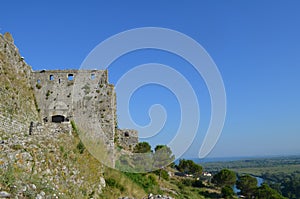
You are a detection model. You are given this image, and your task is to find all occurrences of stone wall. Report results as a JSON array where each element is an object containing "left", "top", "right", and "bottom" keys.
[
  {"left": 116, "top": 129, "right": 138, "bottom": 151},
  {"left": 0, "top": 114, "right": 28, "bottom": 134},
  {"left": 31, "top": 69, "right": 119, "bottom": 163},
  {"left": 31, "top": 70, "right": 110, "bottom": 122},
  {"left": 31, "top": 69, "right": 139, "bottom": 156},
  {"left": 0, "top": 32, "right": 139, "bottom": 166},
  {"left": 0, "top": 32, "right": 38, "bottom": 133},
  {"left": 30, "top": 122, "right": 72, "bottom": 136}
]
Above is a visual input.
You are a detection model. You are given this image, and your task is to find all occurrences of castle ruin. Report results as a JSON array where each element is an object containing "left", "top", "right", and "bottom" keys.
[
  {"left": 0, "top": 31, "right": 138, "bottom": 164},
  {"left": 31, "top": 69, "right": 138, "bottom": 155}
]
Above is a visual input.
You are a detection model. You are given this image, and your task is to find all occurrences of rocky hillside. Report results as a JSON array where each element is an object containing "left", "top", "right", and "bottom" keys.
[
  {"left": 0, "top": 32, "right": 39, "bottom": 134},
  {"left": 0, "top": 33, "right": 177, "bottom": 199},
  {"left": 0, "top": 32, "right": 106, "bottom": 198}
]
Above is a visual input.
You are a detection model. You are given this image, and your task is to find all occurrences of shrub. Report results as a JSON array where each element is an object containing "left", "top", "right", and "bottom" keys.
[
  {"left": 76, "top": 140, "right": 85, "bottom": 154},
  {"left": 221, "top": 185, "right": 235, "bottom": 199},
  {"left": 123, "top": 173, "right": 157, "bottom": 192},
  {"left": 105, "top": 178, "right": 126, "bottom": 192},
  {"left": 182, "top": 179, "right": 193, "bottom": 186},
  {"left": 153, "top": 169, "right": 169, "bottom": 181},
  {"left": 192, "top": 179, "right": 204, "bottom": 188}
]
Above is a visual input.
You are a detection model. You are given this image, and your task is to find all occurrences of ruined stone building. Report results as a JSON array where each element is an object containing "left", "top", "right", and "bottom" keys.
[
  {"left": 0, "top": 31, "right": 138, "bottom": 163},
  {"left": 31, "top": 69, "right": 138, "bottom": 153}
]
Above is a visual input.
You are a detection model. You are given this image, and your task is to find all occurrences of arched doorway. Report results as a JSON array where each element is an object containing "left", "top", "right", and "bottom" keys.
[{"left": 51, "top": 115, "right": 66, "bottom": 123}]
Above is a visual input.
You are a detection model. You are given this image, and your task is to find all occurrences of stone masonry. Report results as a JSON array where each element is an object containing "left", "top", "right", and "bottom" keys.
[
  {"left": 116, "top": 129, "right": 139, "bottom": 151},
  {"left": 31, "top": 69, "right": 138, "bottom": 159},
  {"left": 0, "top": 32, "right": 138, "bottom": 166}
]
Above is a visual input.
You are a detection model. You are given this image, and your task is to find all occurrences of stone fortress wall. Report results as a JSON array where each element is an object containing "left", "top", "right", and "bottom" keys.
[
  {"left": 31, "top": 70, "right": 110, "bottom": 124},
  {"left": 0, "top": 32, "right": 139, "bottom": 167},
  {"left": 116, "top": 129, "right": 139, "bottom": 151},
  {"left": 31, "top": 69, "right": 138, "bottom": 155}
]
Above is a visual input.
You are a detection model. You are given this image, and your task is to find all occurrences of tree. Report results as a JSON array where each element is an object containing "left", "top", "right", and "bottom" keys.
[
  {"left": 177, "top": 159, "right": 203, "bottom": 177},
  {"left": 256, "top": 183, "right": 287, "bottom": 199},
  {"left": 131, "top": 142, "right": 153, "bottom": 172},
  {"left": 153, "top": 145, "right": 175, "bottom": 168},
  {"left": 133, "top": 142, "right": 152, "bottom": 153},
  {"left": 222, "top": 185, "right": 235, "bottom": 199},
  {"left": 281, "top": 173, "right": 300, "bottom": 199},
  {"left": 236, "top": 174, "right": 257, "bottom": 198},
  {"left": 212, "top": 169, "right": 236, "bottom": 187},
  {"left": 153, "top": 145, "right": 174, "bottom": 180}
]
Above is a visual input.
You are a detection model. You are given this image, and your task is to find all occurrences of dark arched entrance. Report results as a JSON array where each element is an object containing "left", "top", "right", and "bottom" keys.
[{"left": 51, "top": 115, "right": 66, "bottom": 123}]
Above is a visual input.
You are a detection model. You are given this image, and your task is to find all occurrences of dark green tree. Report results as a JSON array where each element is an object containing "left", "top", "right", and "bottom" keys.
[
  {"left": 236, "top": 174, "right": 257, "bottom": 198},
  {"left": 153, "top": 145, "right": 174, "bottom": 168},
  {"left": 281, "top": 173, "right": 300, "bottom": 199},
  {"left": 212, "top": 169, "right": 236, "bottom": 187},
  {"left": 177, "top": 159, "right": 203, "bottom": 177},
  {"left": 133, "top": 142, "right": 152, "bottom": 153},
  {"left": 256, "top": 183, "right": 287, "bottom": 199},
  {"left": 221, "top": 185, "right": 235, "bottom": 199},
  {"left": 131, "top": 142, "right": 153, "bottom": 172},
  {"left": 153, "top": 145, "right": 174, "bottom": 180}
]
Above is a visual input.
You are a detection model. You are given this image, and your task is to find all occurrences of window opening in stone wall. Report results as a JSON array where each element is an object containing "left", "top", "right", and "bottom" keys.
[
  {"left": 68, "top": 74, "right": 74, "bottom": 81},
  {"left": 91, "top": 73, "right": 95, "bottom": 80},
  {"left": 50, "top": 75, "right": 54, "bottom": 81},
  {"left": 124, "top": 132, "right": 129, "bottom": 137},
  {"left": 59, "top": 79, "right": 61, "bottom": 84},
  {"left": 37, "top": 79, "right": 41, "bottom": 84},
  {"left": 43, "top": 117, "right": 48, "bottom": 123},
  {"left": 51, "top": 115, "right": 65, "bottom": 123}
]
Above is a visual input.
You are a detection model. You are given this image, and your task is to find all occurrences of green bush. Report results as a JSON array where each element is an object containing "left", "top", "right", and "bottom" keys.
[
  {"left": 106, "top": 178, "right": 117, "bottom": 186},
  {"left": 182, "top": 179, "right": 193, "bottom": 186},
  {"left": 76, "top": 140, "right": 85, "bottom": 154},
  {"left": 153, "top": 169, "right": 169, "bottom": 180},
  {"left": 105, "top": 178, "right": 126, "bottom": 192},
  {"left": 123, "top": 172, "right": 157, "bottom": 192},
  {"left": 221, "top": 186, "right": 235, "bottom": 199},
  {"left": 192, "top": 179, "right": 204, "bottom": 188}
]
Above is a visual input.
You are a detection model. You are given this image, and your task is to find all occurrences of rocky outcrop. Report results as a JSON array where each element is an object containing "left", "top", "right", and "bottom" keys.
[
  {"left": 0, "top": 119, "right": 106, "bottom": 198},
  {"left": 0, "top": 32, "right": 38, "bottom": 134}
]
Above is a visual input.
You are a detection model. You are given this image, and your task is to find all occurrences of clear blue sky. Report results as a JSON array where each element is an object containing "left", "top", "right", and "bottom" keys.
[{"left": 1, "top": 1, "right": 299, "bottom": 158}]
